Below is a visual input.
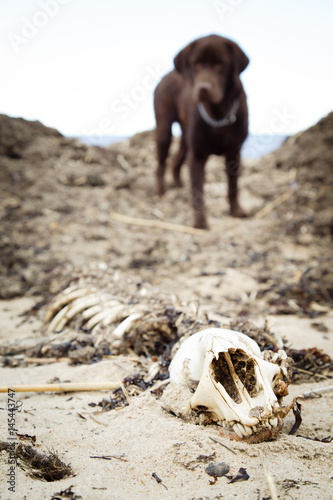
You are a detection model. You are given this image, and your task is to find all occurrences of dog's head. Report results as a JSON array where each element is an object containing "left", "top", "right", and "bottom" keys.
[{"left": 174, "top": 34, "right": 249, "bottom": 104}]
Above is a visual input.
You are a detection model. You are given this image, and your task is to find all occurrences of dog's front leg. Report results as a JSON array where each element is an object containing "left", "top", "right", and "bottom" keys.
[
  {"left": 189, "top": 150, "right": 209, "bottom": 229},
  {"left": 155, "top": 124, "right": 172, "bottom": 196},
  {"left": 225, "top": 150, "right": 247, "bottom": 218}
]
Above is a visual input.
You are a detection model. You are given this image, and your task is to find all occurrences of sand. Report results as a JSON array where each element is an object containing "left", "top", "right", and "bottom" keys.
[{"left": 0, "top": 113, "right": 332, "bottom": 499}]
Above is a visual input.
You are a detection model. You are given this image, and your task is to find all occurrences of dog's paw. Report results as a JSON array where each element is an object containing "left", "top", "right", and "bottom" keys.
[
  {"left": 193, "top": 212, "right": 209, "bottom": 229},
  {"left": 230, "top": 204, "right": 247, "bottom": 218},
  {"left": 172, "top": 178, "right": 184, "bottom": 189},
  {"left": 155, "top": 181, "right": 166, "bottom": 197}
]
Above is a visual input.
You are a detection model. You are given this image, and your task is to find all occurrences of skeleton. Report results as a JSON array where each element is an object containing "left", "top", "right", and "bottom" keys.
[
  {"left": 168, "top": 328, "right": 295, "bottom": 442},
  {"left": 43, "top": 285, "right": 182, "bottom": 355},
  {"left": 45, "top": 285, "right": 147, "bottom": 336}
]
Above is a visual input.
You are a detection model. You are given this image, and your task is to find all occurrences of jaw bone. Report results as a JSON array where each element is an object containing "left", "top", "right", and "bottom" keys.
[{"left": 168, "top": 328, "right": 294, "bottom": 442}]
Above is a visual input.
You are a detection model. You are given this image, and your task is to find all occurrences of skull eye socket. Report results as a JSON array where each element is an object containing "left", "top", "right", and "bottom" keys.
[{"left": 210, "top": 349, "right": 258, "bottom": 404}]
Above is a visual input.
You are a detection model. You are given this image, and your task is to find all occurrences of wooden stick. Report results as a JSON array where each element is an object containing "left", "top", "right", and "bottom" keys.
[
  {"left": 209, "top": 436, "right": 237, "bottom": 455},
  {"left": 295, "top": 367, "right": 328, "bottom": 379},
  {"left": 110, "top": 211, "right": 205, "bottom": 235},
  {"left": 114, "top": 369, "right": 131, "bottom": 405},
  {"left": 0, "top": 382, "right": 120, "bottom": 393},
  {"left": 24, "top": 357, "right": 70, "bottom": 364},
  {"left": 260, "top": 451, "right": 278, "bottom": 500},
  {"left": 302, "top": 385, "right": 333, "bottom": 398},
  {"left": 254, "top": 189, "right": 294, "bottom": 219}
]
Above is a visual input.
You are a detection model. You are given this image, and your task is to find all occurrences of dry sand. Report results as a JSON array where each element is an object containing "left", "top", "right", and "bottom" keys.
[
  {"left": 0, "top": 113, "right": 332, "bottom": 499},
  {"left": 0, "top": 298, "right": 332, "bottom": 499}
]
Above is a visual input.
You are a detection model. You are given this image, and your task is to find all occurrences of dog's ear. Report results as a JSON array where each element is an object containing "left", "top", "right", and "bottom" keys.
[
  {"left": 174, "top": 41, "right": 197, "bottom": 75},
  {"left": 229, "top": 42, "right": 249, "bottom": 73}
]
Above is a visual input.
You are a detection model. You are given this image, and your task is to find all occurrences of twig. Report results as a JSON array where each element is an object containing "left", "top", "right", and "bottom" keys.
[
  {"left": 111, "top": 211, "right": 205, "bottom": 235},
  {"left": 115, "top": 370, "right": 131, "bottom": 405},
  {"left": 295, "top": 367, "right": 329, "bottom": 379},
  {"left": 152, "top": 472, "right": 168, "bottom": 490},
  {"left": 24, "top": 357, "right": 70, "bottom": 364},
  {"left": 302, "top": 385, "right": 333, "bottom": 398},
  {"left": 24, "top": 355, "right": 141, "bottom": 364},
  {"left": 0, "top": 382, "right": 120, "bottom": 393},
  {"left": 90, "top": 455, "right": 128, "bottom": 462},
  {"left": 259, "top": 451, "right": 278, "bottom": 500},
  {"left": 87, "top": 413, "right": 108, "bottom": 427},
  {"left": 103, "top": 354, "right": 140, "bottom": 362},
  {"left": 254, "top": 189, "right": 294, "bottom": 219},
  {"left": 209, "top": 436, "right": 237, "bottom": 455},
  {"left": 149, "top": 378, "right": 170, "bottom": 393}
]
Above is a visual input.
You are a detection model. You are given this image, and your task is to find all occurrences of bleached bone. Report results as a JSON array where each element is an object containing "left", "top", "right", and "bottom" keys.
[
  {"left": 168, "top": 328, "right": 294, "bottom": 442},
  {"left": 45, "top": 287, "right": 151, "bottom": 354},
  {"left": 44, "top": 286, "right": 97, "bottom": 323},
  {"left": 85, "top": 304, "right": 127, "bottom": 330},
  {"left": 113, "top": 312, "right": 145, "bottom": 338},
  {"left": 81, "top": 300, "right": 121, "bottom": 320},
  {"left": 48, "top": 293, "right": 109, "bottom": 332}
]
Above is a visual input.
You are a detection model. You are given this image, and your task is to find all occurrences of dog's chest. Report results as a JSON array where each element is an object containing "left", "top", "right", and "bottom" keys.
[{"left": 190, "top": 123, "right": 236, "bottom": 156}]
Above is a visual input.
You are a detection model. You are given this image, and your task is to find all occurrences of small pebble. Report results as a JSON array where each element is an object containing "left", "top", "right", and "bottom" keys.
[{"left": 205, "top": 462, "right": 230, "bottom": 477}]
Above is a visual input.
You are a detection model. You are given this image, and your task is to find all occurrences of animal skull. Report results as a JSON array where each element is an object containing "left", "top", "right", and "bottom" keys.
[{"left": 168, "top": 328, "right": 294, "bottom": 442}]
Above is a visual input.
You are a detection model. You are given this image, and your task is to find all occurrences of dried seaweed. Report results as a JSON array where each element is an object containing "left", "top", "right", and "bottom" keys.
[
  {"left": 15, "top": 443, "right": 73, "bottom": 481},
  {"left": 88, "top": 368, "right": 169, "bottom": 411},
  {"left": 297, "top": 435, "right": 333, "bottom": 443},
  {"left": 17, "top": 433, "right": 36, "bottom": 443},
  {"left": 182, "top": 452, "right": 217, "bottom": 471},
  {"left": 51, "top": 485, "right": 82, "bottom": 499},
  {"left": 225, "top": 319, "right": 284, "bottom": 353},
  {"left": 289, "top": 401, "right": 302, "bottom": 435},
  {"left": 262, "top": 261, "right": 333, "bottom": 315},
  {"left": 122, "top": 308, "right": 182, "bottom": 356},
  {"left": 227, "top": 467, "right": 250, "bottom": 483},
  {"left": 281, "top": 479, "right": 319, "bottom": 492},
  {"left": 288, "top": 347, "right": 332, "bottom": 382}
]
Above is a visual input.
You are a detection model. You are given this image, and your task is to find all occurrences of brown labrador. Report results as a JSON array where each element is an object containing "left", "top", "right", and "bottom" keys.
[{"left": 154, "top": 34, "right": 249, "bottom": 228}]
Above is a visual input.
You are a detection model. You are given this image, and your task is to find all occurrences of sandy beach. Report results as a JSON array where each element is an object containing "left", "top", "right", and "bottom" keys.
[{"left": 0, "top": 112, "right": 332, "bottom": 499}]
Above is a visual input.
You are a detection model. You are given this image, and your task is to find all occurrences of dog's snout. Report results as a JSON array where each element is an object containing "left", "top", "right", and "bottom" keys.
[{"left": 196, "top": 82, "right": 213, "bottom": 101}]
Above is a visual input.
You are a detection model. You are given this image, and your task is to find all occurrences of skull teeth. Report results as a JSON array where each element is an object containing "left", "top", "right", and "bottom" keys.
[
  {"left": 233, "top": 423, "right": 245, "bottom": 438},
  {"left": 269, "top": 417, "right": 278, "bottom": 428},
  {"left": 230, "top": 415, "right": 279, "bottom": 438},
  {"left": 243, "top": 425, "right": 253, "bottom": 437},
  {"left": 233, "top": 422, "right": 253, "bottom": 438}
]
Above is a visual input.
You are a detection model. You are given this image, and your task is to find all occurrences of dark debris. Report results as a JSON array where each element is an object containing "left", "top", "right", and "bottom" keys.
[
  {"left": 15, "top": 443, "right": 73, "bottom": 481},
  {"left": 51, "top": 485, "right": 82, "bottom": 499},
  {"left": 227, "top": 467, "right": 250, "bottom": 484}
]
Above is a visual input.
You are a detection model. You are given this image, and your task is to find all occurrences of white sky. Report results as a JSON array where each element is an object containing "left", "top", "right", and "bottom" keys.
[{"left": 1, "top": 0, "right": 332, "bottom": 137}]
